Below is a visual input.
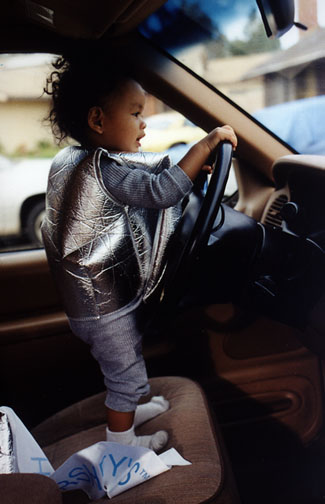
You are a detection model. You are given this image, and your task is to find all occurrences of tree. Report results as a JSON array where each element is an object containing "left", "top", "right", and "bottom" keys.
[{"left": 229, "top": 8, "right": 280, "bottom": 56}]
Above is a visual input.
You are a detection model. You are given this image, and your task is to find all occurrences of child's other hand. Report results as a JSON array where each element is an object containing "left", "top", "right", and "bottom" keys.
[
  {"left": 205, "top": 125, "right": 237, "bottom": 153},
  {"left": 201, "top": 164, "right": 213, "bottom": 174}
]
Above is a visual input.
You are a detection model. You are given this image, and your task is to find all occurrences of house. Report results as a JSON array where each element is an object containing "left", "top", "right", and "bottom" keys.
[
  {"left": 243, "top": 27, "right": 325, "bottom": 107},
  {"left": 205, "top": 53, "right": 271, "bottom": 113},
  {"left": 0, "top": 53, "right": 55, "bottom": 155},
  {"left": 0, "top": 53, "right": 169, "bottom": 155}
]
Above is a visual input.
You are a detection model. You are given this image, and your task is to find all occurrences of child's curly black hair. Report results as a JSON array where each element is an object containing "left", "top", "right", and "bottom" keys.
[{"left": 44, "top": 48, "right": 134, "bottom": 145}]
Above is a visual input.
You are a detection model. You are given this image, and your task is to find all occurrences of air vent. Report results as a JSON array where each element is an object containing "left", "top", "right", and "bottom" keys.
[{"left": 264, "top": 194, "right": 288, "bottom": 228}]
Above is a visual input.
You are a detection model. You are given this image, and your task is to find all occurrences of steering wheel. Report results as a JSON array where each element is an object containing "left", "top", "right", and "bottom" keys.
[{"left": 161, "top": 140, "right": 233, "bottom": 310}]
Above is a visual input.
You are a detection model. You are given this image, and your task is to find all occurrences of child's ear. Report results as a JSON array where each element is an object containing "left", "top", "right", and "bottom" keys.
[{"left": 88, "top": 106, "right": 104, "bottom": 134}]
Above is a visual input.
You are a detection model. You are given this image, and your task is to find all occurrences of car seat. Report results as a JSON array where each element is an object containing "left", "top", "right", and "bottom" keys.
[{"left": 0, "top": 376, "right": 240, "bottom": 503}]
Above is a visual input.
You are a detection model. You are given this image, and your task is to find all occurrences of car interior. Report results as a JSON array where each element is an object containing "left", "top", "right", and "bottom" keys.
[{"left": 1, "top": 1, "right": 325, "bottom": 503}]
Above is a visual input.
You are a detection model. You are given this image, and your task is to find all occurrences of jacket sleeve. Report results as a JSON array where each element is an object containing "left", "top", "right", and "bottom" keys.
[{"left": 100, "top": 151, "right": 193, "bottom": 209}]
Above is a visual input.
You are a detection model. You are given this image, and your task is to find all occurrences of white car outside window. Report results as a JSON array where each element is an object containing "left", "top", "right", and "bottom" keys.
[{"left": 0, "top": 155, "right": 51, "bottom": 246}]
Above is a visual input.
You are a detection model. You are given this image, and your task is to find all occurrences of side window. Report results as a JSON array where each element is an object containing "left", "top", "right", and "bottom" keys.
[
  {"left": 142, "top": 100, "right": 206, "bottom": 162},
  {"left": 0, "top": 53, "right": 60, "bottom": 253},
  {"left": 0, "top": 54, "right": 237, "bottom": 254}
]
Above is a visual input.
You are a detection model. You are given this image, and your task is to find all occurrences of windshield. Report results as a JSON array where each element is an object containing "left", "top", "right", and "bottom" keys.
[{"left": 140, "top": 0, "right": 325, "bottom": 155}]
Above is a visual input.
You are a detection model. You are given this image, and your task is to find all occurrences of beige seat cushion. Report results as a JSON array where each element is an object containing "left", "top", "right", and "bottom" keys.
[
  {"left": 0, "top": 473, "right": 62, "bottom": 504},
  {"left": 32, "top": 376, "right": 239, "bottom": 504}
]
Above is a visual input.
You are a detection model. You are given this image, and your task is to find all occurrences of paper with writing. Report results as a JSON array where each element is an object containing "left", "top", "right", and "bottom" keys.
[{"left": 0, "top": 406, "right": 191, "bottom": 499}]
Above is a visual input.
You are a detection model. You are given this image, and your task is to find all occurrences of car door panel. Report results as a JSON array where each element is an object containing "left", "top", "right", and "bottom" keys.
[
  {"left": 0, "top": 250, "right": 105, "bottom": 428},
  {"left": 0, "top": 250, "right": 60, "bottom": 317},
  {"left": 205, "top": 305, "right": 323, "bottom": 446},
  {"left": 161, "top": 300, "right": 323, "bottom": 456}
]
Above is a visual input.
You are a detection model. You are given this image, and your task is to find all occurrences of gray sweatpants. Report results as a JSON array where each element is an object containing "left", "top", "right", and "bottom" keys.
[{"left": 69, "top": 301, "right": 150, "bottom": 412}]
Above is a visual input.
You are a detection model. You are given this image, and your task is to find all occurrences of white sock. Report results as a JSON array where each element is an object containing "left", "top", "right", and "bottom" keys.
[
  {"left": 134, "top": 396, "right": 169, "bottom": 427},
  {"left": 106, "top": 425, "right": 168, "bottom": 452}
]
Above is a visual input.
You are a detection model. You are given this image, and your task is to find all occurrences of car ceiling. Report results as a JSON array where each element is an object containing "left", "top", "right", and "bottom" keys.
[{"left": 1, "top": 0, "right": 167, "bottom": 51}]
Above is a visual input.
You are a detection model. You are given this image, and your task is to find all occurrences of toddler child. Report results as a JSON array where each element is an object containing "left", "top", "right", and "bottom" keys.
[{"left": 42, "top": 52, "right": 237, "bottom": 452}]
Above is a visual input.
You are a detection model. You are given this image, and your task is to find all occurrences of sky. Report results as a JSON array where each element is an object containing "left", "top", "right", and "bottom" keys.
[
  {"left": 171, "top": 0, "right": 256, "bottom": 39},
  {"left": 142, "top": 0, "right": 325, "bottom": 50},
  {"left": 318, "top": 0, "right": 325, "bottom": 25}
]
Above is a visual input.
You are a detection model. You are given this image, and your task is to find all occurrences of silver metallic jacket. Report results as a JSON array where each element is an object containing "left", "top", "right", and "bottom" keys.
[
  {"left": 0, "top": 410, "right": 14, "bottom": 473},
  {"left": 42, "top": 147, "right": 182, "bottom": 320}
]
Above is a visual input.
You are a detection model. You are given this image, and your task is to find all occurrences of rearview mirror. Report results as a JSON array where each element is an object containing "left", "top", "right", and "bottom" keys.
[{"left": 256, "top": 0, "right": 295, "bottom": 38}]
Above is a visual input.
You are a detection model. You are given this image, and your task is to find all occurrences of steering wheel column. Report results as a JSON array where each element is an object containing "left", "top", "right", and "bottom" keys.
[{"left": 162, "top": 141, "right": 234, "bottom": 310}]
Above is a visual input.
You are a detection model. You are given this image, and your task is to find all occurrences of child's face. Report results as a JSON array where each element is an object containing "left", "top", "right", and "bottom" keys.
[{"left": 88, "top": 79, "right": 147, "bottom": 152}]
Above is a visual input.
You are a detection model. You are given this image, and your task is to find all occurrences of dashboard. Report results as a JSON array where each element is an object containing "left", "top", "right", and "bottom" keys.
[
  {"left": 252, "top": 155, "right": 325, "bottom": 329},
  {"left": 171, "top": 154, "right": 325, "bottom": 341},
  {"left": 262, "top": 155, "right": 325, "bottom": 246}
]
